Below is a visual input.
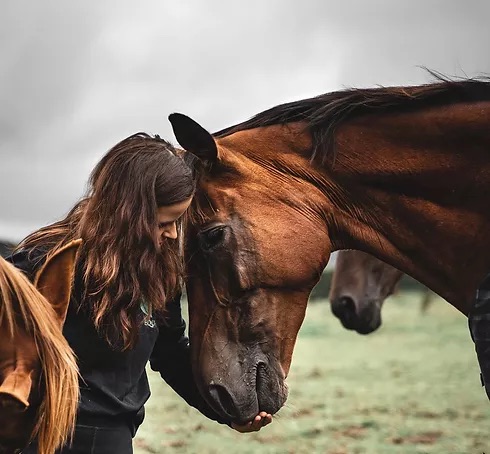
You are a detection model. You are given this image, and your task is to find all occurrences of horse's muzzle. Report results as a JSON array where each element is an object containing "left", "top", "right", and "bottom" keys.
[{"left": 205, "top": 360, "right": 287, "bottom": 424}]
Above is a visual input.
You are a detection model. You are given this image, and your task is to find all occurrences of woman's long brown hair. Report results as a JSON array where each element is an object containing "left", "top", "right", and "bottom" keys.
[{"left": 17, "top": 133, "right": 195, "bottom": 349}]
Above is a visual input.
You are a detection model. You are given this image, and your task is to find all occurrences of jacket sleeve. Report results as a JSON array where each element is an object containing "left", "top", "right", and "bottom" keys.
[{"left": 149, "top": 294, "right": 229, "bottom": 426}]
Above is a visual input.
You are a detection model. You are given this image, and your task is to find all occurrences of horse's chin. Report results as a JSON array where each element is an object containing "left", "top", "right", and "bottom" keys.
[
  {"left": 337, "top": 313, "right": 382, "bottom": 334},
  {"left": 354, "top": 306, "right": 382, "bottom": 334},
  {"left": 355, "top": 322, "right": 380, "bottom": 335},
  {"left": 333, "top": 299, "right": 382, "bottom": 334}
]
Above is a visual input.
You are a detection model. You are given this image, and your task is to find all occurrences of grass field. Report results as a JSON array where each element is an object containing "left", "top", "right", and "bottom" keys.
[{"left": 134, "top": 292, "right": 490, "bottom": 454}]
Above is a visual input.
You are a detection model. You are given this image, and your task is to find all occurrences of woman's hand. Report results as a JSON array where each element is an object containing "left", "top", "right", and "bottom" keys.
[{"left": 230, "top": 411, "right": 273, "bottom": 433}]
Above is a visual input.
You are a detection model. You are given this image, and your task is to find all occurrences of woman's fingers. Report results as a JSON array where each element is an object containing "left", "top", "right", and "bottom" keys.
[{"left": 231, "top": 412, "right": 273, "bottom": 432}]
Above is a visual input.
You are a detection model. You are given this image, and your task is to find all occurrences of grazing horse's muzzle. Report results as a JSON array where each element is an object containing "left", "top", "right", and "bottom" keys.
[
  {"left": 331, "top": 295, "right": 357, "bottom": 327},
  {"left": 331, "top": 295, "right": 382, "bottom": 334}
]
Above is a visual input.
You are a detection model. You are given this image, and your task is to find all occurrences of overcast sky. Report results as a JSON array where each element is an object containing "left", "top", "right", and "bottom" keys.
[{"left": 1, "top": 0, "right": 489, "bottom": 242}]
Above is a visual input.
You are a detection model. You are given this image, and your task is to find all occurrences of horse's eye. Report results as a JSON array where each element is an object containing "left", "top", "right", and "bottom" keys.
[{"left": 199, "top": 226, "right": 225, "bottom": 251}]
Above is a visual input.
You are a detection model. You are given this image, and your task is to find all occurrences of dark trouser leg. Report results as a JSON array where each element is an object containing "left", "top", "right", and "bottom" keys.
[
  {"left": 21, "top": 423, "right": 133, "bottom": 454},
  {"left": 91, "top": 426, "right": 133, "bottom": 454}
]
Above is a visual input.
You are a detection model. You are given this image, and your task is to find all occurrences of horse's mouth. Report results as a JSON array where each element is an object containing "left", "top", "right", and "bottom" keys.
[
  {"left": 332, "top": 298, "right": 382, "bottom": 334},
  {"left": 204, "top": 360, "right": 288, "bottom": 424},
  {"left": 354, "top": 313, "right": 382, "bottom": 334}
]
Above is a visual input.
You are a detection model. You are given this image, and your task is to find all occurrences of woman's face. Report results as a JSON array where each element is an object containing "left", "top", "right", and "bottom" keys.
[{"left": 157, "top": 196, "right": 193, "bottom": 241}]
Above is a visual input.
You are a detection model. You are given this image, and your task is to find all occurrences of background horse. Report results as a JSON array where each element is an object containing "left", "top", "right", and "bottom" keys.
[
  {"left": 170, "top": 75, "right": 490, "bottom": 424},
  {"left": 329, "top": 250, "right": 403, "bottom": 334},
  {"left": 329, "top": 250, "right": 437, "bottom": 334},
  {"left": 0, "top": 241, "right": 80, "bottom": 454}
]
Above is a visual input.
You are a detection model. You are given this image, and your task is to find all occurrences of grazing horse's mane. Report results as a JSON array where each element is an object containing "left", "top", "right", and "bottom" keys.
[
  {"left": 214, "top": 73, "right": 490, "bottom": 164},
  {"left": 0, "top": 257, "right": 78, "bottom": 454}
]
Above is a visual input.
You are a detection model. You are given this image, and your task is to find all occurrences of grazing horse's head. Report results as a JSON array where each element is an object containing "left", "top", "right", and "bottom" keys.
[
  {"left": 329, "top": 250, "right": 403, "bottom": 334},
  {"left": 170, "top": 115, "right": 331, "bottom": 423},
  {"left": 0, "top": 241, "right": 80, "bottom": 454}
]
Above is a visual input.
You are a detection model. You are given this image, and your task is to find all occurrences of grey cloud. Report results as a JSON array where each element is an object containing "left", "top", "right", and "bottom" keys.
[{"left": 1, "top": 0, "right": 489, "bottom": 241}]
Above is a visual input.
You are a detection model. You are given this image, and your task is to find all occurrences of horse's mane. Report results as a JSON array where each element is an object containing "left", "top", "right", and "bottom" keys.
[
  {"left": 214, "top": 72, "right": 490, "bottom": 164},
  {"left": 0, "top": 257, "right": 78, "bottom": 454}
]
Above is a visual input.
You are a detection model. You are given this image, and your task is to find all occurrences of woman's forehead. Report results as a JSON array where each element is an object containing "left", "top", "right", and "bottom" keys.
[{"left": 157, "top": 197, "right": 193, "bottom": 221}]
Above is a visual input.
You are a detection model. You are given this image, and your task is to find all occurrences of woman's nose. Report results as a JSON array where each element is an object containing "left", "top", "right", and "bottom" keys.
[{"left": 163, "top": 223, "right": 178, "bottom": 240}]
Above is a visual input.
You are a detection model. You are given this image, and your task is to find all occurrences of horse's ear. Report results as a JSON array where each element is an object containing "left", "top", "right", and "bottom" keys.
[
  {"left": 168, "top": 113, "right": 218, "bottom": 165},
  {"left": 34, "top": 239, "right": 81, "bottom": 327}
]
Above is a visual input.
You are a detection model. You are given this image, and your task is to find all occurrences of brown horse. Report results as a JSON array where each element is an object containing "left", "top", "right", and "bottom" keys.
[
  {"left": 169, "top": 76, "right": 490, "bottom": 423},
  {"left": 329, "top": 250, "right": 403, "bottom": 334},
  {"left": 0, "top": 241, "right": 80, "bottom": 454}
]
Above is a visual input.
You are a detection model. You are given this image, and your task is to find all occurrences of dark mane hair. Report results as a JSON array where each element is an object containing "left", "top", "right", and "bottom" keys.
[{"left": 214, "top": 72, "right": 490, "bottom": 164}]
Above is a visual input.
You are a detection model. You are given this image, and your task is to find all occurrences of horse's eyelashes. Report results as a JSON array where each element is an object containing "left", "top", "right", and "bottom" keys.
[{"left": 198, "top": 226, "right": 226, "bottom": 251}]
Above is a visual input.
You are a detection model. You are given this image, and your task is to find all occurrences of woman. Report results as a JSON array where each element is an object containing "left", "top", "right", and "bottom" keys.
[{"left": 10, "top": 133, "right": 272, "bottom": 453}]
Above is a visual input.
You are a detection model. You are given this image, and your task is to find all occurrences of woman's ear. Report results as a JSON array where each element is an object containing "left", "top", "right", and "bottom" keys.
[{"left": 169, "top": 113, "right": 218, "bottom": 166}]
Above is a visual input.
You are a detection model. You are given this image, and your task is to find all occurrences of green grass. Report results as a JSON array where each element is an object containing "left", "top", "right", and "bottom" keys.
[{"left": 135, "top": 292, "right": 490, "bottom": 454}]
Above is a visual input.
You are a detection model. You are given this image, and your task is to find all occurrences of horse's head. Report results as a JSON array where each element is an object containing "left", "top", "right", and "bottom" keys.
[
  {"left": 170, "top": 114, "right": 331, "bottom": 423},
  {"left": 0, "top": 314, "right": 39, "bottom": 454},
  {"left": 0, "top": 241, "right": 80, "bottom": 454},
  {"left": 329, "top": 250, "right": 403, "bottom": 334}
]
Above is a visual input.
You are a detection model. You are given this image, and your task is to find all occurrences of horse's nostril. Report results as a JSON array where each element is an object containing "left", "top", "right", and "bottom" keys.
[
  {"left": 208, "top": 384, "right": 237, "bottom": 419},
  {"left": 340, "top": 296, "right": 356, "bottom": 313},
  {"left": 256, "top": 362, "right": 267, "bottom": 392},
  {"left": 333, "top": 296, "right": 357, "bottom": 316},
  {"left": 331, "top": 296, "right": 360, "bottom": 330}
]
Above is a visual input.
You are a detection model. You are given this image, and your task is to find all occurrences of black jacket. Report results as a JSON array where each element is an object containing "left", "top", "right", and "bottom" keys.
[{"left": 8, "top": 248, "right": 227, "bottom": 435}]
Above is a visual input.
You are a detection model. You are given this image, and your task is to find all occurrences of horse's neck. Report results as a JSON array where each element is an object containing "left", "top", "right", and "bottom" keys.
[{"left": 314, "top": 101, "right": 490, "bottom": 313}]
